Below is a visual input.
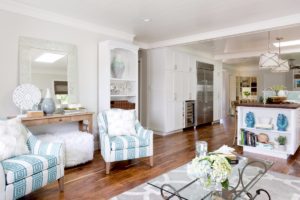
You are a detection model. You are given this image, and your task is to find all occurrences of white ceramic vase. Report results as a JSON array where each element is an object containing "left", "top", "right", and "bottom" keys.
[
  {"left": 111, "top": 55, "right": 125, "bottom": 78},
  {"left": 278, "top": 90, "right": 288, "bottom": 97}
]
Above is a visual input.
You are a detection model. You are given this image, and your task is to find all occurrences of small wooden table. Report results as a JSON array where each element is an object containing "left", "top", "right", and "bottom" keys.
[{"left": 21, "top": 112, "right": 94, "bottom": 133}]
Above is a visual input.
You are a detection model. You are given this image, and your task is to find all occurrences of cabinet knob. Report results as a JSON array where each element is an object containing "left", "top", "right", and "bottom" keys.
[{"left": 174, "top": 65, "right": 177, "bottom": 70}]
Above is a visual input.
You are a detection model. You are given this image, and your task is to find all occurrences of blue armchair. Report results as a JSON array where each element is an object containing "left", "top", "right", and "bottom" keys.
[
  {"left": 98, "top": 110, "right": 153, "bottom": 174},
  {"left": 0, "top": 129, "right": 65, "bottom": 200}
]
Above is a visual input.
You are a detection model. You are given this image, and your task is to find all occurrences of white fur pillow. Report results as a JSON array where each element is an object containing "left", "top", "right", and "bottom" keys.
[
  {"left": 0, "top": 118, "right": 29, "bottom": 161},
  {"left": 106, "top": 109, "right": 136, "bottom": 137}
]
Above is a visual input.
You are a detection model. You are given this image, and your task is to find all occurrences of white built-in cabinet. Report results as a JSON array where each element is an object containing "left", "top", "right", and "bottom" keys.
[
  {"left": 147, "top": 48, "right": 197, "bottom": 133},
  {"left": 98, "top": 40, "right": 139, "bottom": 114}
]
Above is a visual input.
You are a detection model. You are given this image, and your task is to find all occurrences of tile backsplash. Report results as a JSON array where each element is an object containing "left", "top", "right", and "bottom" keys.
[
  {"left": 287, "top": 91, "right": 300, "bottom": 101},
  {"left": 263, "top": 91, "right": 300, "bottom": 101}
]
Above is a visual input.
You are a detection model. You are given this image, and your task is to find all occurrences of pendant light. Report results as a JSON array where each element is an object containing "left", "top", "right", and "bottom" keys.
[
  {"left": 259, "top": 32, "right": 279, "bottom": 69},
  {"left": 271, "top": 37, "right": 289, "bottom": 73}
]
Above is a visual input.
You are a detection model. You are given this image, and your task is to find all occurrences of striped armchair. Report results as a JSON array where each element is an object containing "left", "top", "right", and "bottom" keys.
[
  {"left": 0, "top": 129, "right": 65, "bottom": 200},
  {"left": 98, "top": 110, "right": 153, "bottom": 174}
]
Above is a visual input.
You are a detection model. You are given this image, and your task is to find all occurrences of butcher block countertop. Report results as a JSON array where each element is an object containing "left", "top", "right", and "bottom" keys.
[{"left": 236, "top": 102, "right": 300, "bottom": 109}]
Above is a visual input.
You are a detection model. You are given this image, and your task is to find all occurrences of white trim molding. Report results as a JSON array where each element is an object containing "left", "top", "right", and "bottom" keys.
[
  {"left": 0, "top": 0, "right": 135, "bottom": 41},
  {"left": 214, "top": 47, "right": 300, "bottom": 61}
]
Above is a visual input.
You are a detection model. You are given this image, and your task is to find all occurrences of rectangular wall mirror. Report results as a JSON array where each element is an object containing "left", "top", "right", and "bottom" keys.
[{"left": 19, "top": 37, "right": 78, "bottom": 104}]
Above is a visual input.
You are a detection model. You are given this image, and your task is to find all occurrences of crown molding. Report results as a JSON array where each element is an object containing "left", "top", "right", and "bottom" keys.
[
  {"left": 0, "top": 0, "right": 135, "bottom": 41},
  {"left": 145, "top": 14, "right": 300, "bottom": 49},
  {"left": 214, "top": 47, "right": 300, "bottom": 61}
]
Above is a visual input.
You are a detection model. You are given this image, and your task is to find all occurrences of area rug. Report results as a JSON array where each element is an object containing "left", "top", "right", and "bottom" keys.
[{"left": 112, "top": 164, "right": 300, "bottom": 200}]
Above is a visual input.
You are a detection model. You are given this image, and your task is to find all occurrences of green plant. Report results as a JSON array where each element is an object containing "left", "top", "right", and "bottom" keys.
[
  {"left": 270, "top": 85, "right": 286, "bottom": 96},
  {"left": 275, "top": 136, "right": 287, "bottom": 145},
  {"left": 243, "top": 91, "right": 251, "bottom": 97}
]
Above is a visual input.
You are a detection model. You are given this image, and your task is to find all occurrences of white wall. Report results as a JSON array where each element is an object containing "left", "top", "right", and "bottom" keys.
[{"left": 0, "top": 10, "right": 128, "bottom": 140}]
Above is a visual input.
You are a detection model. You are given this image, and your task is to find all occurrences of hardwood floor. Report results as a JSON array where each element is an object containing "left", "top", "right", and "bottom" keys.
[{"left": 22, "top": 117, "right": 300, "bottom": 200}]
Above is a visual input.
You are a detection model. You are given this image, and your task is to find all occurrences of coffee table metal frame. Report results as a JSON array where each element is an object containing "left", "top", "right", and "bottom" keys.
[{"left": 148, "top": 158, "right": 273, "bottom": 200}]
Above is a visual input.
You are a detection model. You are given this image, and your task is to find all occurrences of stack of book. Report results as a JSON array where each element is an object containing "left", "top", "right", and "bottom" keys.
[
  {"left": 64, "top": 104, "right": 86, "bottom": 114},
  {"left": 240, "top": 129, "right": 257, "bottom": 147}
]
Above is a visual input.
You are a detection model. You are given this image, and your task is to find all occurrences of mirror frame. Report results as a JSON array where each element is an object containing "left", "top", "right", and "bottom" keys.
[{"left": 19, "top": 36, "right": 78, "bottom": 103}]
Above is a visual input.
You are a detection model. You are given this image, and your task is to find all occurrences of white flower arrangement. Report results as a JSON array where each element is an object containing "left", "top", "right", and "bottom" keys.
[{"left": 187, "top": 154, "right": 232, "bottom": 189}]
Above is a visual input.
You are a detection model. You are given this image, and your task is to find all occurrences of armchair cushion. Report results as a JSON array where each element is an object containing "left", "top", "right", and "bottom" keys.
[
  {"left": 0, "top": 118, "right": 29, "bottom": 161},
  {"left": 2, "top": 154, "right": 58, "bottom": 184},
  {"left": 106, "top": 109, "right": 136, "bottom": 136},
  {"left": 110, "top": 135, "right": 149, "bottom": 151}
]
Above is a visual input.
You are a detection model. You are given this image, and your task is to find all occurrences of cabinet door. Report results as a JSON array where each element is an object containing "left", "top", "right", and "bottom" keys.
[
  {"left": 181, "top": 71, "right": 197, "bottom": 101},
  {"left": 189, "top": 56, "right": 197, "bottom": 72},
  {"left": 174, "top": 52, "right": 190, "bottom": 72},
  {"left": 164, "top": 49, "right": 175, "bottom": 71},
  {"left": 182, "top": 72, "right": 190, "bottom": 100},
  {"left": 190, "top": 71, "right": 197, "bottom": 100},
  {"left": 166, "top": 101, "right": 184, "bottom": 131},
  {"left": 174, "top": 71, "right": 183, "bottom": 101},
  {"left": 174, "top": 101, "right": 184, "bottom": 130},
  {"left": 165, "top": 70, "right": 175, "bottom": 101}
]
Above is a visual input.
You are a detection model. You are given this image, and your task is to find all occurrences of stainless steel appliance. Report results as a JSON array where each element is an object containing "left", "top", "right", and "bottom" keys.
[
  {"left": 184, "top": 100, "right": 195, "bottom": 128},
  {"left": 196, "top": 62, "right": 214, "bottom": 125}
]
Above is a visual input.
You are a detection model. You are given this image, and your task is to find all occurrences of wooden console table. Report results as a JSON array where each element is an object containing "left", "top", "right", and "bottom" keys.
[{"left": 21, "top": 112, "right": 94, "bottom": 133}]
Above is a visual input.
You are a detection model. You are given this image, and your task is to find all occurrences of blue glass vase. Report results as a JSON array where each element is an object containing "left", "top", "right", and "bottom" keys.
[
  {"left": 277, "top": 114, "right": 288, "bottom": 131},
  {"left": 245, "top": 112, "right": 255, "bottom": 128}
]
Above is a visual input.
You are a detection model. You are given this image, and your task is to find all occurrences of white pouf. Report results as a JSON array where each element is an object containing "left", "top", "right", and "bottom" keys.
[{"left": 37, "top": 131, "right": 94, "bottom": 167}]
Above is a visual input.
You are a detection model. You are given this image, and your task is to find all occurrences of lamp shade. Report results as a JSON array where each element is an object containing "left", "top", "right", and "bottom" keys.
[
  {"left": 259, "top": 52, "right": 279, "bottom": 69},
  {"left": 271, "top": 59, "right": 289, "bottom": 73}
]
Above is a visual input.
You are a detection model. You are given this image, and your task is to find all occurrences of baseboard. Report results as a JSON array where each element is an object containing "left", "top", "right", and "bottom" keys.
[
  {"left": 212, "top": 119, "right": 221, "bottom": 125},
  {"left": 154, "top": 129, "right": 183, "bottom": 136}
]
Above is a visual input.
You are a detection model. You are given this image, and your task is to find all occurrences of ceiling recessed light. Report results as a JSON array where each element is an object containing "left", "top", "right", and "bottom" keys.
[
  {"left": 143, "top": 18, "right": 151, "bottom": 22},
  {"left": 273, "top": 39, "right": 300, "bottom": 47},
  {"left": 35, "top": 53, "right": 65, "bottom": 63}
]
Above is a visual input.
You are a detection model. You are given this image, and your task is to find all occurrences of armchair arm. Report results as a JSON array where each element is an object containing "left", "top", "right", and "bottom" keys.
[
  {"left": 27, "top": 134, "right": 65, "bottom": 165},
  {"left": 0, "top": 162, "right": 5, "bottom": 200},
  {"left": 98, "top": 125, "right": 111, "bottom": 161},
  {"left": 135, "top": 120, "right": 153, "bottom": 144}
]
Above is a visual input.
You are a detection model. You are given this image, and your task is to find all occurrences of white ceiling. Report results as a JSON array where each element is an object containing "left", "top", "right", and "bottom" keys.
[
  {"left": 182, "top": 25, "right": 300, "bottom": 66},
  {"left": 8, "top": 0, "right": 300, "bottom": 43}
]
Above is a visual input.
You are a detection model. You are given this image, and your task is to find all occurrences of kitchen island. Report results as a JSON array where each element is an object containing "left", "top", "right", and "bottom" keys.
[{"left": 236, "top": 103, "right": 300, "bottom": 159}]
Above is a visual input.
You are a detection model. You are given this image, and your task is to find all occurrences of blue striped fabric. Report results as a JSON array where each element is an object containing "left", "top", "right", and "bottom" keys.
[
  {"left": 5, "top": 165, "right": 61, "bottom": 200},
  {"left": 2, "top": 154, "right": 57, "bottom": 184},
  {"left": 27, "top": 133, "right": 63, "bottom": 164},
  {"left": 113, "top": 146, "right": 150, "bottom": 162},
  {"left": 109, "top": 135, "right": 149, "bottom": 150}
]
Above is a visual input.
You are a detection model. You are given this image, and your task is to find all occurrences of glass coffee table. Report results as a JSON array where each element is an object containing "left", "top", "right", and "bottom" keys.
[{"left": 148, "top": 156, "right": 273, "bottom": 200}]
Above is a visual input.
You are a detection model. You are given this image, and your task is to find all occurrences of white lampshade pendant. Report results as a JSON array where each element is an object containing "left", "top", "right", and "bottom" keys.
[
  {"left": 259, "top": 32, "right": 279, "bottom": 69},
  {"left": 259, "top": 51, "right": 279, "bottom": 69},
  {"left": 271, "top": 59, "right": 289, "bottom": 73},
  {"left": 271, "top": 37, "right": 290, "bottom": 73}
]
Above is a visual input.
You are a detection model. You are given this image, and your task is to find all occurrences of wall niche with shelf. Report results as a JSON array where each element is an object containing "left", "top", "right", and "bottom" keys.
[{"left": 98, "top": 40, "right": 139, "bottom": 114}]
